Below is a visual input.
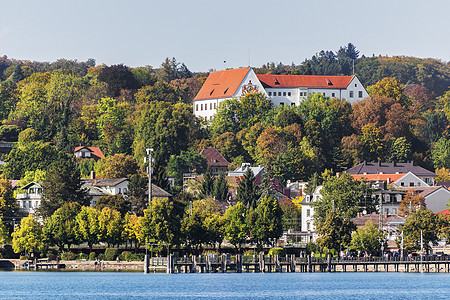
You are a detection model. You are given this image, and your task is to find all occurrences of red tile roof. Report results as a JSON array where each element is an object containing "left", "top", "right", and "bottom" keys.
[
  {"left": 256, "top": 74, "right": 354, "bottom": 89},
  {"left": 351, "top": 174, "right": 405, "bottom": 183},
  {"left": 437, "top": 208, "right": 450, "bottom": 216},
  {"left": 193, "top": 67, "right": 251, "bottom": 101},
  {"left": 74, "top": 146, "right": 105, "bottom": 159},
  {"left": 200, "top": 147, "right": 230, "bottom": 167}
]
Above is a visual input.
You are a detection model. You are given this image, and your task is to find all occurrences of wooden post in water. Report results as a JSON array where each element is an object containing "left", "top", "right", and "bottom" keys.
[
  {"left": 144, "top": 254, "right": 149, "bottom": 273},
  {"left": 290, "top": 254, "right": 296, "bottom": 272},
  {"left": 307, "top": 255, "right": 312, "bottom": 272},
  {"left": 236, "top": 254, "right": 242, "bottom": 273},
  {"left": 327, "top": 254, "right": 332, "bottom": 272},
  {"left": 221, "top": 254, "right": 227, "bottom": 273},
  {"left": 259, "top": 253, "right": 265, "bottom": 273}
]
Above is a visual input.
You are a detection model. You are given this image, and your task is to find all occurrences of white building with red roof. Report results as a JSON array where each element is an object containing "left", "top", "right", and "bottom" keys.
[
  {"left": 193, "top": 67, "right": 368, "bottom": 119},
  {"left": 74, "top": 146, "right": 105, "bottom": 161}
]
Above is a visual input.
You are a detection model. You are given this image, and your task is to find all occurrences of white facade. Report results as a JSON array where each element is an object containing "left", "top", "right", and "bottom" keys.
[
  {"left": 16, "top": 182, "right": 42, "bottom": 216},
  {"left": 266, "top": 76, "right": 368, "bottom": 107},
  {"left": 392, "top": 172, "right": 430, "bottom": 188},
  {"left": 193, "top": 69, "right": 266, "bottom": 120},
  {"left": 301, "top": 186, "right": 323, "bottom": 233},
  {"left": 194, "top": 68, "right": 368, "bottom": 119}
]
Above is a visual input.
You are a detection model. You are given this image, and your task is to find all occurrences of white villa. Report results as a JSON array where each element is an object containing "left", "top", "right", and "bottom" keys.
[{"left": 193, "top": 67, "right": 368, "bottom": 120}]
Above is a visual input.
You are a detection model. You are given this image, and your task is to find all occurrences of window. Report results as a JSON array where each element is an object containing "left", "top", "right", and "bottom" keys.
[
  {"left": 288, "top": 92, "right": 291, "bottom": 96},
  {"left": 214, "top": 103, "right": 216, "bottom": 109},
  {"left": 359, "top": 91, "right": 363, "bottom": 98},
  {"left": 355, "top": 84, "right": 357, "bottom": 87},
  {"left": 306, "top": 209, "right": 310, "bottom": 217},
  {"left": 280, "top": 102, "right": 284, "bottom": 106},
  {"left": 204, "top": 104, "right": 207, "bottom": 110},
  {"left": 210, "top": 103, "right": 212, "bottom": 110},
  {"left": 278, "top": 92, "right": 281, "bottom": 96},
  {"left": 291, "top": 103, "right": 295, "bottom": 107},
  {"left": 323, "top": 93, "right": 325, "bottom": 96},
  {"left": 299, "top": 92, "right": 302, "bottom": 96},
  {"left": 201, "top": 104, "right": 203, "bottom": 110},
  {"left": 349, "top": 91, "right": 354, "bottom": 98},
  {"left": 393, "top": 208, "right": 397, "bottom": 215},
  {"left": 332, "top": 93, "right": 335, "bottom": 97},
  {"left": 400, "top": 182, "right": 405, "bottom": 187},
  {"left": 196, "top": 104, "right": 198, "bottom": 111},
  {"left": 119, "top": 188, "right": 121, "bottom": 194},
  {"left": 306, "top": 222, "right": 310, "bottom": 231},
  {"left": 268, "top": 92, "right": 272, "bottom": 96},
  {"left": 409, "top": 182, "right": 414, "bottom": 187},
  {"left": 283, "top": 92, "right": 286, "bottom": 96}
]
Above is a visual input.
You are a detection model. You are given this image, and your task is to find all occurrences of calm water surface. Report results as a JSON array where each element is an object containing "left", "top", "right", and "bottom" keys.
[{"left": 1, "top": 271, "right": 450, "bottom": 299}]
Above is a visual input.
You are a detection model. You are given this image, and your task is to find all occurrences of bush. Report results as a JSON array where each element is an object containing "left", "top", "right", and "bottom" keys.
[
  {"left": 268, "top": 247, "right": 285, "bottom": 257},
  {"left": 98, "top": 254, "right": 105, "bottom": 261},
  {"left": 130, "top": 253, "right": 145, "bottom": 261},
  {"left": 119, "top": 251, "right": 132, "bottom": 261},
  {"left": 89, "top": 252, "right": 97, "bottom": 261},
  {"left": 78, "top": 253, "right": 88, "bottom": 260},
  {"left": 61, "top": 252, "right": 77, "bottom": 260},
  {"left": 104, "top": 248, "right": 119, "bottom": 261},
  {"left": 20, "top": 255, "right": 28, "bottom": 260},
  {"left": 2, "top": 245, "right": 16, "bottom": 259}
]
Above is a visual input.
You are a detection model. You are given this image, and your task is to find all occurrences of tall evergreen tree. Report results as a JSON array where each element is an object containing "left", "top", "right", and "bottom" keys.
[
  {"left": 39, "top": 155, "right": 91, "bottom": 219},
  {"left": 201, "top": 165, "right": 214, "bottom": 197},
  {"left": 213, "top": 171, "right": 229, "bottom": 202},
  {"left": 236, "top": 168, "right": 259, "bottom": 208}
]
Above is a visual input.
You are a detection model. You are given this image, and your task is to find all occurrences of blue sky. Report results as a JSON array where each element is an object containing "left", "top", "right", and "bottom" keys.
[{"left": 1, "top": 0, "right": 449, "bottom": 72}]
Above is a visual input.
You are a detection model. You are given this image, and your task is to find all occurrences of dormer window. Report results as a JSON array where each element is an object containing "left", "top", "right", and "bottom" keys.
[
  {"left": 274, "top": 78, "right": 280, "bottom": 85},
  {"left": 327, "top": 79, "right": 333, "bottom": 86},
  {"left": 224, "top": 88, "right": 229, "bottom": 94},
  {"left": 210, "top": 89, "right": 215, "bottom": 96}
]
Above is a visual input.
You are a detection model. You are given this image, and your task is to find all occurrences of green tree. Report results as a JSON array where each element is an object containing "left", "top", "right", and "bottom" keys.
[
  {"left": 127, "top": 173, "right": 148, "bottom": 216},
  {"left": 43, "top": 202, "right": 81, "bottom": 251},
  {"left": 75, "top": 206, "right": 101, "bottom": 250},
  {"left": 431, "top": 137, "right": 450, "bottom": 169},
  {"left": 401, "top": 209, "right": 444, "bottom": 254},
  {"left": 122, "top": 213, "right": 144, "bottom": 249},
  {"left": 236, "top": 168, "right": 259, "bottom": 208},
  {"left": 94, "top": 154, "right": 139, "bottom": 179},
  {"left": 360, "top": 123, "right": 384, "bottom": 161},
  {"left": 0, "top": 174, "right": 18, "bottom": 219},
  {"left": 203, "top": 213, "right": 225, "bottom": 250},
  {"left": 200, "top": 165, "right": 214, "bottom": 198},
  {"left": 98, "top": 207, "right": 123, "bottom": 247},
  {"left": 168, "top": 150, "right": 207, "bottom": 187},
  {"left": 315, "top": 210, "right": 356, "bottom": 252},
  {"left": 39, "top": 155, "right": 91, "bottom": 218},
  {"left": 224, "top": 202, "right": 248, "bottom": 253},
  {"left": 0, "top": 217, "right": 8, "bottom": 244},
  {"left": 97, "top": 64, "right": 140, "bottom": 97},
  {"left": 312, "top": 172, "right": 374, "bottom": 224},
  {"left": 250, "top": 196, "right": 283, "bottom": 247},
  {"left": 135, "top": 81, "right": 180, "bottom": 104},
  {"left": 387, "top": 137, "right": 412, "bottom": 162},
  {"left": 94, "top": 194, "right": 130, "bottom": 217},
  {"left": 212, "top": 171, "right": 229, "bottom": 202},
  {"left": 18, "top": 128, "right": 40, "bottom": 149},
  {"left": 12, "top": 214, "right": 44, "bottom": 256},
  {"left": 141, "top": 198, "right": 180, "bottom": 251},
  {"left": 350, "top": 220, "right": 387, "bottom": 253},
  {"left": 367, "top": 77, "right": 408, "bottom": 106}
]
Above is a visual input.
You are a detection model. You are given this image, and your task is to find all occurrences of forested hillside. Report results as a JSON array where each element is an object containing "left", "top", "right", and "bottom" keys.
[{"left": 0, "top": 44, "right": 449, "bottom": 193}]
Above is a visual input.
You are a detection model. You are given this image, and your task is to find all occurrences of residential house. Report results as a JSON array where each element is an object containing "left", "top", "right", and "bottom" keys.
[
  {"left": 15, "top": 182, "right": 43, "bottom": 216},
  {"left": 81, "top": 177, "right": 130, "bottom": 207},
  {"left": 396, "top": 186, "right": 450, "bottom": 213},
  {"left": 345, "top": 161, "right": 436, "bottom": 186},
  {"left": 199, "top": 147, "right": 230, "bottom": 176},
  {"left": 193, "top": 67, "right": 368, "bottom": 119},
  {"left": 74, "top": 146, "right": 105, "bottom": 161}
]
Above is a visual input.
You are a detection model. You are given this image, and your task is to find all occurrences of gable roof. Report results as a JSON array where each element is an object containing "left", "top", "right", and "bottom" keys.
[
  {"left": 74, "top": 146, "right": 105, "bottom": 159},
  {"left": 194, "top": 67, "right": 251, "bottom": 101},
  {"left": 81, "top": 178, "right": 129, "bottom": 187},
  {"left": 256, "top": 74, "right": 354, "bottom": 89},
  {"left": 397, "top": 186, "right": 446, "bottom": 198},
  {"left": 437, "top": 208, "right": 450, "bottom": 216},
  {"left": 200, "top": 147, "right": 230, "bottom": 167},
  {"left": 345, "top": 161, "right": 436, "bottom": 177}
]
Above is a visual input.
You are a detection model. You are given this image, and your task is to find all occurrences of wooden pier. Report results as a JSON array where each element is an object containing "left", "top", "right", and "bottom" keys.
[{"left": 146, "top": 254, "right": 450, "bottom": 274}]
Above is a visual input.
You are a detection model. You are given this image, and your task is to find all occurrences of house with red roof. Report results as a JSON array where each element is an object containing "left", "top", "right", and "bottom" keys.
[
  {"left": 193, "top": 67, "right": 368, "bottom": 119},
  {"left": 199, "top": 147, "right": 230, "bottom": 175},
  {"left": 74, "top": 146, "right": 105, "bottom": 161}
]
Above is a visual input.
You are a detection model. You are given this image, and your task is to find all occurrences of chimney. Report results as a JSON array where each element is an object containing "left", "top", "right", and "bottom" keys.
[{"left": 90, "top": 171, "right": 96, "bottom": 179}]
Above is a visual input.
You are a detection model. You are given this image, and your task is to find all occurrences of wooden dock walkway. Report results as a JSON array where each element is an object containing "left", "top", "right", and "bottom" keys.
[{"left": 146, "top": 254, "right": 450, "bottom": 274}]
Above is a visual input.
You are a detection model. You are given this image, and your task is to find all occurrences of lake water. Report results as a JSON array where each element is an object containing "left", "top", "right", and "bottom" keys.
[{"left": 1, "top": 271, "right": 450, "bottom": 299}]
